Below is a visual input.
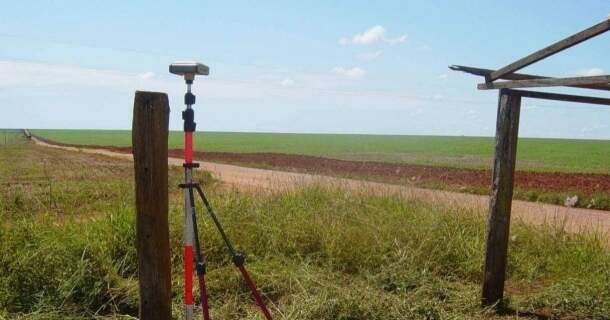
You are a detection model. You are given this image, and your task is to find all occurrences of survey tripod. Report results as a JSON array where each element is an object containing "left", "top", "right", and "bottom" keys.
[{"left": 170, "top": 62, "right": 273, "bottom": 320}]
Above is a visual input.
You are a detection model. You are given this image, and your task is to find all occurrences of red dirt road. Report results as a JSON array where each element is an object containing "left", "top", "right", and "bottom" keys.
[{"left": 182, "top": 151, "right": 610, "bottom": 195}]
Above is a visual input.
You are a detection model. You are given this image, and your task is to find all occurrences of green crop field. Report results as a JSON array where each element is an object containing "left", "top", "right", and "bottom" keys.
[
  {"left": 2, "top": 132, "right": 610, "bottom": 319},
  {"left": 31, "top": 129, "right": 610, "bottom": 174}
]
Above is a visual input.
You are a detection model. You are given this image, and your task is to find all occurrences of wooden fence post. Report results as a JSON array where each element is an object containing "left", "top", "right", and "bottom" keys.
[
  {"left": 132, "top": 91, "right": 171, "bottom": 319},
  {"left": 481, "top": 89, "right": 521, "bottom": 307}
]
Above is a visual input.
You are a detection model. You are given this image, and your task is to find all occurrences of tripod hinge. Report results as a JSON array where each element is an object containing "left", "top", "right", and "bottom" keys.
[
  {"left": 178, "top": 182, "right": 201, "bottom": 189},
  {"left": 232, "top": 253, "right": 245, "bottom": 267},
  {"left": 195, "top": 262, "right": 206, "bottom": 275}
]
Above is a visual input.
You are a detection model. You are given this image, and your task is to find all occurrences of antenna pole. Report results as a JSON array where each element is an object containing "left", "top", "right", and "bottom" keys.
[{"left": 180, "top": 74, "right": 210, "bottom": 320}]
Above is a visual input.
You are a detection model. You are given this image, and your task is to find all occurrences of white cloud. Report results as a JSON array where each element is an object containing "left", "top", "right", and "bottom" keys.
[
  {"left": 339, "top": 25, "right": 406, "bottom": 46},
  {"left": 357, "top": 50, "right": 383, "bottom": 61},
  {"left": 0, "top": 60, "right": 269, "bottom": 99},
  {"left": 280, "top": 78, "right": 295, "bottom": 87},
  {"left": 580, "top": 124, "right": 608, "bottom": 134},
  {"left": 438, "top": 74, "right": 448, "bottom": 80},
  {"left": 0, "top": 60, "right": 148, "bottom": 89},
  {"left": 385, "top": 35, "right": 407, "bottom": 45},
  {"left": 331, "top": 67, "right": 367, "bottom": 79},
  {"left": 0, "top": 59, "right": 477, "bottom": 115},
  {"left": 139, "top": 72, "right": 155, "bottom": 79},
  {"left": 0, "top": 60, "right": 430, "bottom": 107},
  {"left": 574, "top": 68, "right": 605, "bottom": 77},
  {"left": 350, "top": 25, "right": 385, "bottom": 45}
]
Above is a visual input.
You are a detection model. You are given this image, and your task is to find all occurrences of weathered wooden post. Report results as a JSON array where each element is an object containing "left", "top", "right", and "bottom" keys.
[
  {"left": 481, "top": 89, "right": 521, "bottom": 307},
  {"left": 132, "top": 91, "right": 171, "bottom": 319}
]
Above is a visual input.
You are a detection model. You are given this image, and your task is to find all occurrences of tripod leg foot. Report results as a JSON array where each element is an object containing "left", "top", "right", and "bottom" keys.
[{"left": 197, "top": 270, "right": 211, "bottom": 320}]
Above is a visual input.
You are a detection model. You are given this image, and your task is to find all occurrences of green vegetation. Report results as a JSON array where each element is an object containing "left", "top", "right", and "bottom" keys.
[
  {"left": 2, "top": 132, "right": 610, "bottom": 319},
  {"left": 31, "top": 129, "right": 610, "bottom": 174}
]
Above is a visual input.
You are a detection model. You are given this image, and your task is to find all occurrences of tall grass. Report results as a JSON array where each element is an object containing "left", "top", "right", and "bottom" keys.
[
  {"left": 2, "top": 184, "right": 610, "bottom": 319},
  {"left": 1, "top": 136, "right": 609, "bottom": 319}
]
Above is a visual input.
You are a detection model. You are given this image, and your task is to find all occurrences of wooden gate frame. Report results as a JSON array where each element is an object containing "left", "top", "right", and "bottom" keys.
[{"left": 451, "top": 17, "right": 610, "bottom": 307}]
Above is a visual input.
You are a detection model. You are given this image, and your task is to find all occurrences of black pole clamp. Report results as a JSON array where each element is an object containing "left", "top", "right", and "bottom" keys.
[
  {"left": 185, "top": 92, "right": 196, "bottom": 105},
  {"left": 182, "top": 108, "right": 196, "bottom": 132},
  {"left": 178, "top": 182, "right": 200, "bottom": 189},
  {"left": 183, "top": 162, "right": 200, "bottom": 168}
]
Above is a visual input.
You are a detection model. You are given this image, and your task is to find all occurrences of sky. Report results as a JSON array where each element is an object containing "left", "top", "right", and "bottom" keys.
[{"left": 1, "top": 0, "right": 609, "bottom": 139}]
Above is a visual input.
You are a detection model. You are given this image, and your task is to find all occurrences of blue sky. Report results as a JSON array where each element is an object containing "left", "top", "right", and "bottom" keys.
[{"left": 1, "top": 0, "right": 609, "bottom": 138}]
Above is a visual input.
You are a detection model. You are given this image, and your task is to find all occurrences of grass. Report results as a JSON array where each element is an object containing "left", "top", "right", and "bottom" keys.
[
  {"left": 30, "top": 129, "right": 610, "bottom": 174},
  {"left": 2, "top": 132, "right": 610, "bottom": 319}
]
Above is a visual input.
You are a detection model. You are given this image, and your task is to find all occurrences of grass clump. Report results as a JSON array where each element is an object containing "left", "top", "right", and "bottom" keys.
[{"left": 3, "top": 184, "right": 609, "bottom": 319}]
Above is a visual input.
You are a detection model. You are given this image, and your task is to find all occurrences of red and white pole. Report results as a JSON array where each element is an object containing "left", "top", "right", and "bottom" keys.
[
  {"left": 183, "top": 80, "right": 212, "bottom": 320},
  {"left": 183, "top": 82, "right": 196, "bottom": 320}
]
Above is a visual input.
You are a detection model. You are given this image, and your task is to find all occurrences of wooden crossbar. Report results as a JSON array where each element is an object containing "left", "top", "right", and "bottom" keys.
[
  {"left": 478, "top": 75, "right": 610, "bottom": 90},
  {"left": 487, "top": 19, "right": 610, "bottom": 82},
  {"left": 449, "top": 65, "right": 610, "bottom": 91},
  {"left": 507, "top": 89, "right": 610, "bottom": 106}
]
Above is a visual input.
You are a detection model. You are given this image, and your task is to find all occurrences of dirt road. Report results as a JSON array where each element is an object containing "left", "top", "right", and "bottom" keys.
[{"left": 32, "top": 136, "right": 610, "bottom": 234}]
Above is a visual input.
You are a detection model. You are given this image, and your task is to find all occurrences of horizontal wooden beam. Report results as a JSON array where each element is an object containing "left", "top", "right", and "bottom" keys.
[
  {"left": 450, "top": 65, "right": 610, "bottom": 91},
  {"left": 478, "top": 75, "right": 610, "bottom": 90},
  {"left": 488, "top": 19, "right": 610, "bottom": 82},
  {"left": 506, "top": 89, "right": 610, "bottom": 106},
  {"left": 450, "top": 65, "right": 543, "bottom": 80}
]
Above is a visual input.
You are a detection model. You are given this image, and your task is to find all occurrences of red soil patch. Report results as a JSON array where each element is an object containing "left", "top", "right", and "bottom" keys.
[
  {"left": 34, "top": 136, "right": 610, "bottom": 196},
  {"left": 182, "top": 151, "right": 610, "bottom": 195}
]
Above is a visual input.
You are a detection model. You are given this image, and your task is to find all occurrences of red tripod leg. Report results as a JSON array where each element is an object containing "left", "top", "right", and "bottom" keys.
[
  {"left": 193, "top": 182, "right": 273, "bottom": 319},
  {"left": 197, "top": 263, "right": 211, "bottom": 320},
  {"left": 190, "top": 187, "right": 211, "bottom": 320},
  {"left": 237, "top": 264, "right": 273, "bottom": 320}
]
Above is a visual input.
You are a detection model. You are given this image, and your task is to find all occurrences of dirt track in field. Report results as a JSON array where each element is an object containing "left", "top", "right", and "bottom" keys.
[
  {"left": 182, "top": 151, "right": 610, "bottom": 195},
  {"left": 32, "top": 137, "right": 610, "bottom": 195},
  {"left": 31, "top": 135, "right": 610, "bottom": 235}
]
